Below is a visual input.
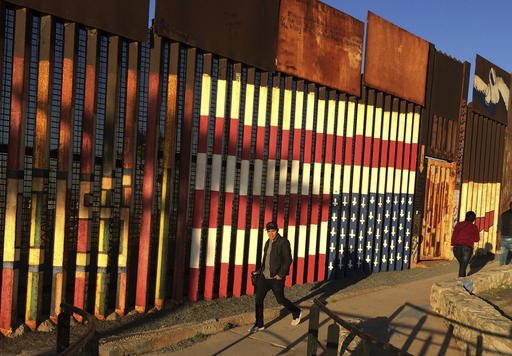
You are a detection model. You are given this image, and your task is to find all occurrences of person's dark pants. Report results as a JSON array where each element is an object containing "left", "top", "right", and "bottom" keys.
[
  {"left": 255, "top": 277, "right": 300, "bottom": 327},
  {"left": 453, "top": 245, "right": 472, "bottom": 277}
]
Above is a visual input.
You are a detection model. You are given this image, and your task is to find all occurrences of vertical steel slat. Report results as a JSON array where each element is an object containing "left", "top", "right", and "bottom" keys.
[
  {"left": 230, "top": 65, "right": 248, "bottom": 297},
  {"left": 74, "top": 29, "right": 97, "bottom": 314},
  {"left": 373, "top": 93, "right": 390, "bottom": 272},
  {"left": 25, "top": 14, "right": 52, "bottom": 330},
  {"left": 370, "top": 92, "right": 384, "bottom": 273},
  {"left": 278, "top": 76, "right": 293, "bottom": 286},
  {"left": 188, "top": 53, "right": 211, "bottom": 302},
  {"left": 286, "top": 79, "right": 303, "bottom": 285},
  {"left": 51, "top": 21, "right": 75, "bottom": 322},
  {"left": 243, "top": 70, "right": 261, "bottom": 295},
  {"left": 395, "top": 101, "right": 408, "bottom": 268},
  {"left": 317, "top": 89, "right": 336, "bottom": 281},
  {"left": 172, "top": 47, "right": 197, "bottom": 303},
  {"left": 135, "top": 35, "right": 161, "bottom": 312},
  {"left": 154, "top": 41, "right": 178, "bottom": 308},
  {"left": 361, "top": 89, "right": 376, "bottom": 273},
  {"left": 116, "top": 41, "right": 138, "bottom": 316},
  {"left": 404, "top": 105, "right": 420, "bottom": 267},
  {"left": 380, "top": 97, "right": 396, "bottom": 271},
  {"left": 334, "top": 94, "right": 348, "bottom": 276},
  {"left": 94, "top": 35, "right": 119, "bottom": 319},
  {"left": 397, "top": 103, "right": 413, "bottom": 269},
  {"left": 219, "top": 62, "right": 242, "bottom": 298},
  {"left": 296, "top": 83, "right": 314, "bottom": 284},
  {"left": 340, "top": 96, "right": 355, "bottom": 274},
  {"left": 0, "top": 7, "right": 26, "bottom": 334},
  {"left": 308, "top": 86, "right": 325, "bottom": 282}
]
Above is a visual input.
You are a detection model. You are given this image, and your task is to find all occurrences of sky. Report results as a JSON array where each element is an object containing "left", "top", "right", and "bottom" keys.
[{"left": 149, "top": 0, "right": 511, "bottom": 99}]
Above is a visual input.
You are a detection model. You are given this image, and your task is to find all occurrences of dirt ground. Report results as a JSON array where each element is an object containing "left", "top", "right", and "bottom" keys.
[{"left": 0, "top": 260, "right": 460, "bottom": 355}]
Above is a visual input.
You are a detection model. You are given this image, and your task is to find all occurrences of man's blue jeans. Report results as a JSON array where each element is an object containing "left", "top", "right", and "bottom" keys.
[{"left": 500, "top": 236, "right": 512, "bottom": 266}]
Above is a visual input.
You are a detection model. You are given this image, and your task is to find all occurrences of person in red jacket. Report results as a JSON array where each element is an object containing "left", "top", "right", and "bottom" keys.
[{"left": 451, "top": 211, "right": 480, "bottom": 277}]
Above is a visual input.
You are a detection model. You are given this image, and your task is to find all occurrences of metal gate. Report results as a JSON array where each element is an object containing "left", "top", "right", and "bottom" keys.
[{"left": 420, "top": 159, "right": 456, "bottom": 260}]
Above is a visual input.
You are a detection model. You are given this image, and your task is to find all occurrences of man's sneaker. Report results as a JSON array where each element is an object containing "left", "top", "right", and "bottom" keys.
[
  {"left": 248, "top": 324, "right": 265, "bottom": 333},
  {"left": 291, "top": 309, "right": 302, "bottom": 326}
]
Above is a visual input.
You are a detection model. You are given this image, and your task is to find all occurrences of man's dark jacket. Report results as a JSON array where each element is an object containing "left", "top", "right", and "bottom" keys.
[{"left": 261, "top": 234, "right": 292, "bottom": 279}]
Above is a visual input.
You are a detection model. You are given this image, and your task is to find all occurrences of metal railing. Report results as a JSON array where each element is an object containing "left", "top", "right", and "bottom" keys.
[
  {"left": 307, "top": 298, "right": 412, "bottom": 356},
  {"left": 56, "top": 303, "right": 98, "bottom": 355}
]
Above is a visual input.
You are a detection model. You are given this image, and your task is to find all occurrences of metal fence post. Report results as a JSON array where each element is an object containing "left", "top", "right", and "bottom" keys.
[
  {"left": 326, "top": 322, "right": 340, "bottom": 356},
  {"left": 56, "top": 310, "right": 70, "bottom": 353},
  {"left": 307, "top": 305, "right": 320, "bottom": 356}
]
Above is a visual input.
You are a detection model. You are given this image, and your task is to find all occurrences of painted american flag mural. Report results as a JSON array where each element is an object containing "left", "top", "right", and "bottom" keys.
[{"left": 186, "top": 52, "right": 422, "bottom": 301}]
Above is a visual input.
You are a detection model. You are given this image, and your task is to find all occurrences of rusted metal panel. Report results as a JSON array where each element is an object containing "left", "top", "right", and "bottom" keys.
[
  {"left": 363, "top": 12, "right": 429, "bottom": 106},
  {"left": 430, "top": 51, "right": 467, "bottom": 121},
  {"left": 472, "top": 55, "right": 510, "bottom": 126},
  {"left": 500, "top": 111, "right": 512, "bottom": 213},
  {"left": 276, "top": 0, "right": 363, "bottom": 96},
  {"left": 7, "top": 0, "right": 149, "bottom": 41},
  {"left": 154, "top": 0, "right": 279, "bottom": 71},
  {"left": 420, "top": 160, "right": 456, "bottom": 260}
]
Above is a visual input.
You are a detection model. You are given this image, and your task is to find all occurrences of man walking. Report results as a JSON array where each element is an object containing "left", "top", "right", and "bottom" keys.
[
  {"left": 451, "top": 211, "right": 480, "bottom": 277},
  {"left": 498, "top": 201, "right": 512, "bottom": 266},
  {"left": 249, "top": 221, "right": 302, "bottom": 333}
]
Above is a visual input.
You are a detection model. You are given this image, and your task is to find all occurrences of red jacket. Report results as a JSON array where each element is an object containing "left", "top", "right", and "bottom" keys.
[{"left": 451, "top": 221, "right": 480, "bottom": 247}]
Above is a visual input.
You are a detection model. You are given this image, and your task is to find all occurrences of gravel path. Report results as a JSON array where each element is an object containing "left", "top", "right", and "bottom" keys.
[{"left": 0, "top": 260, "right": 460, "bottom": 355}]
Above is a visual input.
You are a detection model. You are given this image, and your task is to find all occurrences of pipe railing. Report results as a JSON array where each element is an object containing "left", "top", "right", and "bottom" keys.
[
  {"left": 307, "top": 298, "right": 412, "bottom": 356},
  {"left": 56, "top": 303, "right": 98, "bottom": 355}
]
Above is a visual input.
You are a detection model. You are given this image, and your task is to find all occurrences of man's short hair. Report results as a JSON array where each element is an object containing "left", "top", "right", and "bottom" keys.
[
  {"left": 266, "top": 221, "right": 278, "bottom": 231},
  {"left": 465, "top": 211, "right": 476, "bottom": 222}
]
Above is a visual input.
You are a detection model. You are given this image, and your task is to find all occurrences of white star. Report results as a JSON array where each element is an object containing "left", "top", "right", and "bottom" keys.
[
  {"left": 341, "top": 211, "right": 347, "bottom": 222},
  {"left": 340, "top": 228, "right": 346, "bottom": 239},
  {"left": 405, "top": 242, "right": 409, "bottom": 251},
  {"left": 400, "top": 209, "right": 404, "bottom": 218},
  {"left": 358, "top": 244, "right": 363, "bottom": 253},
  {"left": 374, "top": 257, "right": 379, "bottom": 267},
  {"left": 352, "top": 197, "right": 357, "bottom": 206},
  {"left": 348, "top": 260, "right": 353, "bottom": 269},
  {"left": 366, "top": 241, "right": 371, "bottom": 249},
  {"left": 401, "top": 197, "right": 405, "bottom": 205},
  {"left": 386, "top": 197, "right": 391, "bottom": 205},
  {"left": 370, "top": 196, "right": 375, "bottom": 204},
  {"left": 360, "top": 215, "right": 366, "bottom": 224},
  {"left": 405, "top": 229, "right": 410, "bottom": 237},
  {"left": 378, "top": 197, "right": 383, "bottom": 207},
  {"left": 384, "top": 226, "right": 389, "bottom": 235},
  {"left": 366, "top": 255, "right": 371, "bottom": 264},
  {"left": 385, "top": 210, "right": 390, "bottom": 219},
  {"left": 328, "top": 262, "right": 334, "bottom": 271},
  {"left": 330, "top": 227, "right": 336, "bottom": 237},
  {"left": 408, "top": 197, "right": 412, "bottom": 205},
  {"left": 375, "top": 228, "right": 381, "bottom": 238},
  {"left": 383, "top": 239, "right": 388, "bottom": 248},
  {"left": 390, "top": 240, "right": 395, "bottom": 250},
  {"left": 377, "top": 214, "right": 382, "bottom": 224},
  {"left": 382, "top": 255, "right": 387, "bottom": 263},
  {"left": 399, "top": 223, "right": 403, "bottom": 231},
  {"left": 392, "top": 211, "right": 397, "bottom": 221},
  {"left": 361, "top": 197, "right": 366, "bottom": 208},
  {"left": 398, "top": 236, "right": 403, "bottom": 244},
  {"left": 393, "top": 197, "right": 398, "bottom": 205},
  {"left": 369, "top": 211, "right": 374, "bottom": 220},
  {"left": 407, "top": 212, "right": 412, "bottom": 222},
  {"left": 358, "top": 230, "right": 364, "bottom": 241},
  {"left": 349, "top": 230, "right": 355, "bottom": 239},
  {"left": 333, "top": 198, "right": 338, "bottom": 206},
  {"left": 397, "top": 253, "right": 401, "bottom": 261},
  {"left": 331, "top": 213, "right": 337, "bottom": 222},
  {"left": 339, "top": 244, "right": 344, "bottom": 254},
  {"left": 367, "top": 227, "right": 373, "bottom": 236},
  {"left": 404, "top": 255, "right": 409, "bottom": 264},
  {"left": 351, "top": 214, "right": 356, "bottom": 223},
  {"left": 329, "top": 243, "right": 335, "bottom": 253},
  {"left": 343, "top": 196, "right": 348, "bottom": 206}
]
